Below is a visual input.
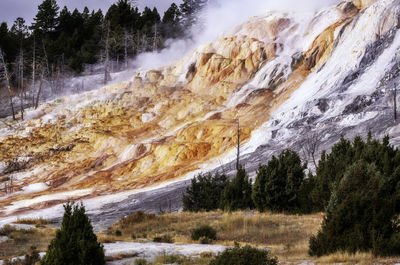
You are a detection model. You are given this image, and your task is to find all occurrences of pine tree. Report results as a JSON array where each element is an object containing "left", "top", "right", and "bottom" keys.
[
  {"left": 183, "top": 172, "right": 228, "bottom": 212},
  {"left": 32, "top": 0, "right": 60, "bottom": 35},
  {"left": 252, "top": 150, "right": 306, "bottom": 213},
  {"left": 41, "top": 202, "right": 105, "bottom": 265},
  {"left": 220, "top": 166, "right": 253, "bottom": 211},
  {"left": 179, "top": 0, "right": 207, "bottom": 29},
  {"left": 309, "top": 161, "right": 400, "bottom": 256},
  {"left": 161, "top": 3, "right": 182, "bottom": 38}
]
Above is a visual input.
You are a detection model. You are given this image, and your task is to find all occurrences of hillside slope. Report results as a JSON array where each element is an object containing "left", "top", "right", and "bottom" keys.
[{"left": 1, "top": 0, "right": 400, "bottom": 224}]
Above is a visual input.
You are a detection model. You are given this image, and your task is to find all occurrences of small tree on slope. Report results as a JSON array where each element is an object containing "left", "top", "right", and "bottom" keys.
[
  {"left": 220, "top": 166, "right": 253, "bottom": 211},
  {"left": 252, "top": 149, "right": 307, "bottom": 213},
  {"left": 41, "top": 202, "right": 105, "bottom": 265}
]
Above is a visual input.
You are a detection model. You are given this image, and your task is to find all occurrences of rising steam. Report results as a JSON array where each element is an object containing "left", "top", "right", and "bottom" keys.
[{"left": 132, "top": 0, "right": 341, "bottom": 70}]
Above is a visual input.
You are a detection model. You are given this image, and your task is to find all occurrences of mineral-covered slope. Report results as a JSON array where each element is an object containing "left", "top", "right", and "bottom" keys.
[{"left": 1, "top": 0, "right": 400, "bottom": 223}]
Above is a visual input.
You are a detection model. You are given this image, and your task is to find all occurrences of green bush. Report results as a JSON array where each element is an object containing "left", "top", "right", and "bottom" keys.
[
  {"left": 220, "top": 166, "right": 253, "bottom": 211},
  {"left": 41, "top": 202, "right": 105, "bottom": 265},
  {"left": 4, "top": 247, "right": 39, "bottom": 265},
  {"left": 191, "top": 225, "right": 217, "bottom": 242},
  {"left": 199, "top": 236, "right": 213, "bottom": 244},
  {"left": 183, "top": 173, "right": 228, "bottom": 212},
  {"left": 115, "top": 230, "right": 122, "bottom": 236},
  {"left": 310, "top": 134, "right": 400, "bottom": 211},
  {"left": 155, "top": 253, "right": 191, "bottom": 264},
  {"left": 24, "top": 246, "right": 40, "bottom": 265},
  {"left": 252, "top": 149, "right": 307, "bottom": 213},
  {"left": 309, "top": 161, "right": 400, "bottom": 256},
  {"left": 209, "top": 245, "right": 278, "bottom": 265},
  {"left": 134, "top": 258, "right": 147, "bottom": 265},
  {"left": 120, "top": 211, "right": 156, "bottom": 227},
  {"left": 153, "top": 234, "right": 174, "bottom": 243},
  {"left": 0, "top": 224, "right": 16, "bottom": 236}
]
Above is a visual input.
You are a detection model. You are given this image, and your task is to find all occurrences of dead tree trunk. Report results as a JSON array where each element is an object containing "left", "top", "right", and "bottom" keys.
[
  {"left": 19, "top": 93, "right": 24, "bottom": 120},
  {"left": 9, "top": 176, "right": 13, "bottom": 194},
  {"left": 236, "top": 117, "right": 240, "bottom": 170},
  {"left": 302, "top": 131, "right": 322, "bottom": 170},
  {"left": 153, "top": 24, "right": 158, "bottom": 51},
  {"left": 32, "top": 37, "right": 36, "bottom": 107},
  {"left": 104, "top": 21, "right": 111, "bottom": 84},
  {"left": 0, "top": 49, "right": 15, "bottom": 120},
  {"left": 35, "top": 71, "right": 44, "bottom": 109},
  {"left": 394, "top": 85, "right": 397, "bottom": 121},
  {"left": 124, "top": 29, "right": 128, "bottom": 69},
  {"left": 18, "top": 49, "right": 25, "bottom": 120}
]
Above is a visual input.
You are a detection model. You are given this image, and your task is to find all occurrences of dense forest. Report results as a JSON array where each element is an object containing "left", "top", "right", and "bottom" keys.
[{"left": 0, "top": 0, "right": 207, "bottom": 120}]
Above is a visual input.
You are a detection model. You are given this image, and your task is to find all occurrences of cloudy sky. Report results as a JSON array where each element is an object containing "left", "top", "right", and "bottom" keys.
[{"left": 0, "top": 0, "right": 181, "bottom": 26}]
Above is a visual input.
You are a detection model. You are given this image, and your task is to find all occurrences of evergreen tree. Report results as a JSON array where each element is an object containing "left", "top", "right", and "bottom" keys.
[
  {"left": 41, "top": 202, "right": 105, "bottom": 265},
  {"left": 32, "top": 0, "right": 60, "bottom": 35},
  {"left": 179, "top": 0, "right": 208, "bottom": 29},
  {"left": 310, "top": 134, "right": 400, "bottom": 211},
  {"left": 161, "top": 3, "right": 182, "bottom": 38},
  {"left": 183, "top": 172, "right": 228, "bottom": 212},
  {"left": 252, "top": 150, "right": 306, "bottom": 213},
  {"left": 105, "top": 0, "right": 139, "bottom": 30},
  {"left": 309, "top": 161, "right": 400, "bottom": 256},
  {"left": 210, "top": 245, "right": 278, "bottom": 265},
  {"left": 220, "top": 166, "right": 253, "bottom": 211}
]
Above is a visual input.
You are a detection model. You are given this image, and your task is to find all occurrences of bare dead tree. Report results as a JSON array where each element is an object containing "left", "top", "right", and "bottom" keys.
[
  {"left": 0, "top": 48, "right": 16, "bottom": 120},
  {"left": 394, "top": 83, "right": 397, "bottom": 121},
  {"left": 9, "top": 175, "right": 13, "bottom": 194},
  {"left": 236, "top": 117, "right": 240, "bottom": 170},
  {"left": 124, "top": 29, "right": 130, "bottom": 69},
  {"left": 35, "top": 69, "right": 44, "bottom": 109},
  {"left": 104, "top": 21, "right": 111, "bottom": 84},
  {"left": 32, "top": 36, "right": 36, "bottom": 106},
  {"left": 16, "top": 48, "right": 25, "bottom": 120},
  {"left": 302, "top": 130, "right": 322, "bottom": 169},
  {"left": 153, "top": 23, "right": 158, "bottom": 51},
  {"left": 42, "top": 40, "right": 50, "bottom": 76}
]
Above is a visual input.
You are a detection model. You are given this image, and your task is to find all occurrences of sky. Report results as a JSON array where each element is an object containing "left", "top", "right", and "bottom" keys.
[{"left": 0, "top": 0, "right": 182, "bottom": 26}]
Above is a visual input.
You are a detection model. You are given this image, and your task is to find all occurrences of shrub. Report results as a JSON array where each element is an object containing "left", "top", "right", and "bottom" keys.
[
  {"left": 0, "top": 224, "right": 16, "bottom": 236},
  {"left": 209, "top": 245, "right": 278, "bottom": 265},
  {"left": 310, "top": 134, "right": 400, "bottom": 211},
  {"left": 134, "top": 258, "right": 147, "bottom": 265},
  {"left": 115, "top": 230, "right": 122, "bottom": 236},
  {"left": 153, "top": 234, "right": 173, "bottom": 243},
  {"left": 183, "top": 173, "right": 228, "bottom": 212},
  {"left": 24, "top": 246, "right": 40, "bottom": 265},
  {"left": 41, "top": 202, "right": 105, "bottom": 265},
  {"left": 154, "top": 253, "right": 190, "bottom": 264},
  {"left": 252, "top": 149, "right": 306, "bottom": 213},
  {"left": 119, "top": 211, "right": 156, "bottom": 227},
  {"left": 191, "top": 225, "right": 217, "bottom": 242},
  {"left": 309, "top": 161, "right": 400, "bottom": 257},
  {"left": 3, "top": 247, "right": 39, "bottom": 265},
  {"left": 199, "top": 236, "right": 212, "bottom": 244},
  {"left": 220, "top": 166, "right": 253, "bottom": 211}
]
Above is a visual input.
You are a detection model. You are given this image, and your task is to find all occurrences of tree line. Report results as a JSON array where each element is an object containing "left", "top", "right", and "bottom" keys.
[
  {"left": 183, "top": 134, "right": 400, "bottom": 257},
  {"left": 0, "top": 0, "right": 207, "bottom": 120}
]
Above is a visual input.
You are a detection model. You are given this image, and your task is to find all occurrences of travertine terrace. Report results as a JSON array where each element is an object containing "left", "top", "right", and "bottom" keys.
[{"left": 4, "top": 0, "right": 400, "bottom": 221}]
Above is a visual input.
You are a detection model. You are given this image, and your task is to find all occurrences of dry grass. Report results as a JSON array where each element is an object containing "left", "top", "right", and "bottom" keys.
[
  {"left": 0, "top": 225, "right": 56, "bottom": 260},
  {"left": 317, "top": 252, "right": 400, "bottom": 265},
  {"left": 101, "top": 211, "right": 400, "bottom": 264},
  {"left": 99, "top": 210, "right": 323, "bottom": 263},
  {"left": 13, "top": 218, "right": 52, "bottom": 227},
  {"left": 317, "top": 252, "right": 375, "bottom": 264},
  {"left": 148, "top": 252, "right": 214, "bottom": 265}
]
